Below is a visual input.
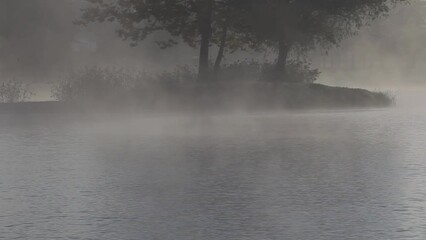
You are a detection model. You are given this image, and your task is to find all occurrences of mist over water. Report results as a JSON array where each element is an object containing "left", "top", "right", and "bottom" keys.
[
  {"left": 0, "top": 106, "right": 426, "bottom": 239},
  {"left": 1, "top": 0, "right": 426, "bottom": 239}
]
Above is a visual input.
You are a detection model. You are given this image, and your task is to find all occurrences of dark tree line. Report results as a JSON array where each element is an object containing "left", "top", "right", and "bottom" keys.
[{"left": 79, "top": 0, "right": 406, "bottom": 81}]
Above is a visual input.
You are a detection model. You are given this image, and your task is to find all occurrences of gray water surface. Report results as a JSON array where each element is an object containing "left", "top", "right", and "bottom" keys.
[{"left": 1, "top": 109, "right": 425, "bottom": 239}]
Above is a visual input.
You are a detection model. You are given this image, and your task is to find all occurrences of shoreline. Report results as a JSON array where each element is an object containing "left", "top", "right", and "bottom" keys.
[{"left": 0, "top": 83, "right": 393, "bottom": 114}]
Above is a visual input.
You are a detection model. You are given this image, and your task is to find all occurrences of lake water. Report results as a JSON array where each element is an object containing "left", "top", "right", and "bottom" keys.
[{"left": 1, "top": 104, "right": 426, "bottom": 239}]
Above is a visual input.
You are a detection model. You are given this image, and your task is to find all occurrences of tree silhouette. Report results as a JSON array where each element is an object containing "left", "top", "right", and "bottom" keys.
[
  {"left": 79, "top": 0, "right": 405, "bottom": 82},
  {"left": 80, "top": 0, "right": 229, "bottom": 80},
  {"left": 246, "top": 0, "right": 405, "bottom": 81}
]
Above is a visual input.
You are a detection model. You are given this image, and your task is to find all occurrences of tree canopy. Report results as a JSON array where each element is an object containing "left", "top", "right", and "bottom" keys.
[
  {"left": 245, "top": 0, "right": 406, "bottom": 80},
  {"left": 79, "top": 0, "right": 406, "bottom": 81}
]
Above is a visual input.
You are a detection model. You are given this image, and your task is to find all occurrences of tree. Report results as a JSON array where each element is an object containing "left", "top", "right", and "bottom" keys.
[
  {"left": 246, "top": 0, "right": 406, "bottom": 81},
  {"left": 79, "top": 0, "right": 261, "bottom": 81},
  {"left": 79, "top": 0, "right": 225, "bottom": 80},
  {"left": 79, "top": 0, "right": 406, "bottom": 82},
  {"left": 210, "top": 0, "right": 260, "bottom": 75}
]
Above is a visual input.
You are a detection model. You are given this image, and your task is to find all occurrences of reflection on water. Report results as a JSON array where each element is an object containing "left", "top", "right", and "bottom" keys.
[{"left": 0, "top": 109, "right": 425, "bottom": 239}]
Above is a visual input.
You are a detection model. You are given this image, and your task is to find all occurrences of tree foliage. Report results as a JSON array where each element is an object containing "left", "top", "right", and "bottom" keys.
[
  {"left": 80, "top": 0, "right": 214, "bottom": 80},
  {"left": 245, "top": 0, "right": 406, "bottom": 80},
  {"left": 79, "top": 0, "right": 406, "bottom": 81}
]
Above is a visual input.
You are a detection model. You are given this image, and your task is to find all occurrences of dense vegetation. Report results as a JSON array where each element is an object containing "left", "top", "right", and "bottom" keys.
[
  {"left": 51, "top": 65, "right": 393, "bottom": 110},
  {"left": 51, "top": 61, "right": 319, "bottom": 101},
  {"left": 0, "top": 80, "right": 32, "bottom": 103}
]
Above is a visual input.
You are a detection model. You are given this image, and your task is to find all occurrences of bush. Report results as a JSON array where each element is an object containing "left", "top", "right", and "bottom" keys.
[
  {"left": 0, "top": 80, "right": 32, "bottom": 103},
  {"left": 52, "top": 65, "right": 197, "bottom": 102},
  {"left": 51, "top": 62, "right": 319, "bottom": 104},
  {"left": 260, "top": 60, "right": 320, "bottom": 83},
  {"left": 50, "top": 65, "right": 391, "bottom": 110},
  {"left": 217, "top": 60, "right": 262, "bottom": 81},
  {"left": 156, "top": 65, "right": 197, "bottom": 88},
  {"left": 52, "top": 66, "right": 137, "bottom": 102},
  {"left": 216, "top": 59, "right": 319, "bottom": 83}
]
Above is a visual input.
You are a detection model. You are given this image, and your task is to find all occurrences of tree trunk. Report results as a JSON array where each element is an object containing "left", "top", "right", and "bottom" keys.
[
  {"left": 198, "top": 0, "right": 213, "bottom": 81},
  {"left": 198, "top": 29, "right": 210, "bottom": 81},
  {"left": 275, "top": 38, "right": 290, "bottom": 81},
  {"left": 213, "top": 23, "right": 228, "bottom": 77}
]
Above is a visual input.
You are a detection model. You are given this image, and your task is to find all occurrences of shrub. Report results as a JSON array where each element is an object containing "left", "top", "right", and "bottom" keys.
[
  {"left": 0, "top": 80, "right": 32, "bottom": 103},
  {"left": 260, "top": 60, "right": 320, "bottom": 83},
  {"left": 52, "top": 66, "right": 136, "bottom": 102},
  {"left": 216, "top": 59, "right": 319, "bottom": 83},
  {"left": 217, "top": 60, "right": 262, "bottom": 81},
  {"left": 51, "top": 62, "right": 319, "bottom": 103},
  {"left": 156, "top": 65, "right": 197, "bottom": 88},
  {"left": 52, "top": 65, "right": 197, "bottom": 102}
]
